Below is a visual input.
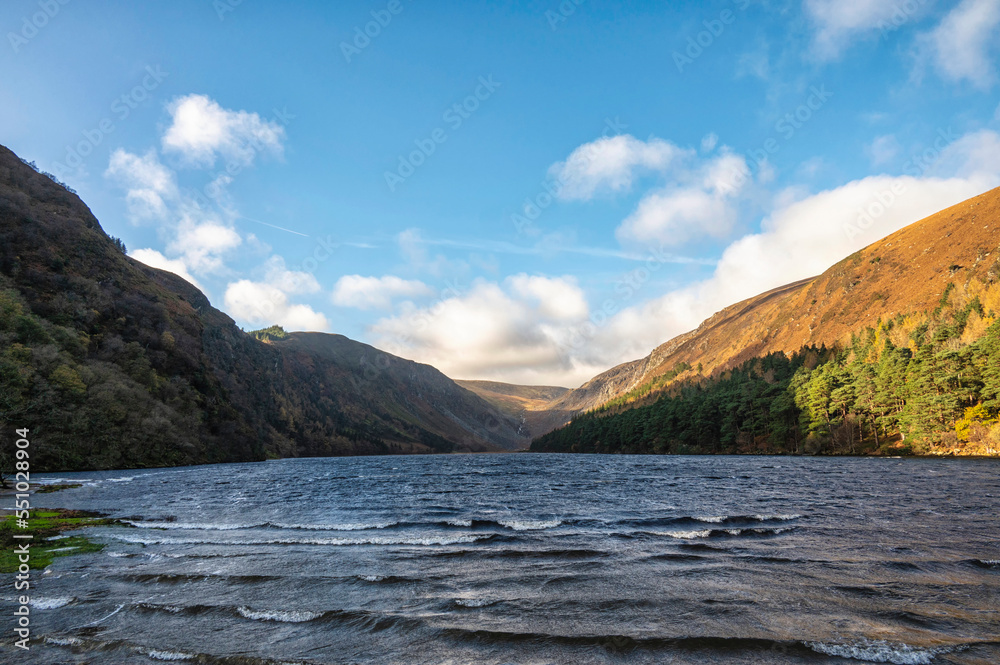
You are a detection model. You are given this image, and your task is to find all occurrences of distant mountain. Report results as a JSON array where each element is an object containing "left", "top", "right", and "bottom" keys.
[
  {"left": 0, "top": 145, "right": 526, "bottom": 471},
  {"left": 533, "top": 187, "right": 1000, "bottom": 456},
  {"left": 455, "top": 380, "right": 569, "bottom": 438}
]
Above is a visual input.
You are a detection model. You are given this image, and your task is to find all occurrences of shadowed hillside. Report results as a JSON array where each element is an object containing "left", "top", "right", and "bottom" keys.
[
  {"left": 455, "top": 380, "right": 569, "bottom": 438},
  {"left": 0, "top": 145, "right": 526, "bottom": 470}
]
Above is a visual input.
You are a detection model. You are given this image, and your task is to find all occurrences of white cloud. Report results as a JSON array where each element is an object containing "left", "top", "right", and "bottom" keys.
[
  {"left": 166, "top": 216, "right": 243, "bottom": 274},
  {"left": 370, "top": 129, "right": 1000, "bottom": 387},
  {"left": 224, "top": 280, "right": 329, "bottom": 331},
  {"left": 224, "top": 257, "right": 326, "bottom": 331},
  {"left": 260, "top": 256, "right": 321, "bottom": 295},
  {"left": 162, "top": 94, "right": 285, "bottom": 167},
  {"left": 105, "top": 149, "right": 176, "bottom": 222},
  {"left": 508, "top": 274, "right": 589, "bottom": 320},
  {"left": 866, "top": 134, "right": 900, "bottom": 166},
  {"left": 587, "top": 130, "right": 1000, "bottom": 367},
  {"left": 548, "top": 135, "right": 754, "bottom": 248},
  {"left": 332, "top": 275, "right": 434, "bottom": 311},
  {"left": 918, "top": 0, "right": 1000, "bottom": 88},
  {"left": 615, "top": 150, "right": 752, "bottom": 247},
  {"left": 371, "top": 275, "right": 595, "bottom": 385},
  {"left": 129, "top": 248, "right": 204, "bottom": 291},
  {"left": 549, "top": 135, "right": 687, "bottom": 200},
  {"left": 804, "top": 0, "right": 910, "bottom": 60}
]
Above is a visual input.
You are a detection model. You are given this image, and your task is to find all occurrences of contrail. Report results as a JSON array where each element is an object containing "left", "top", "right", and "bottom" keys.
[{"left": 239, "top": 215, "right": 310, "bottom": 237}]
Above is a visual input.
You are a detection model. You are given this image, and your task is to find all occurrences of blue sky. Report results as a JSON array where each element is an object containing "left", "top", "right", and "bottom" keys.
[{"left": 2, "top": 0, "right": 1000, "bottom": 386}]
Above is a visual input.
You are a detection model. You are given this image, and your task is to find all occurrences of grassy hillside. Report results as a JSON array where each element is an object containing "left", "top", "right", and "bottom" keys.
[
  {"left": 533, "top": 188, "right": 1000, "bottom": 456},
  {"left": 539, "top": 187, "right": 1000, "bottom": 430},
  {"left": 0, "top": 145, "right": 524, "bottom": 471}
]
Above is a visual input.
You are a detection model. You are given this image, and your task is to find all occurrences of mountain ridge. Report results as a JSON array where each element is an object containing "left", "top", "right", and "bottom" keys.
[
  {"left": 531, "top": 186, "right": 1000, "bottom": 453},
  {"left": 0, "top": 144, "right": 526, "bottom": 471}
]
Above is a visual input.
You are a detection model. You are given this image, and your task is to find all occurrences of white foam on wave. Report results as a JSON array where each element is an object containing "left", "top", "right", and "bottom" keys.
[
  {"left": 30, "top": 596, "right": 73, "bottom": 610},
  {"left": 110, "top": 533, "right": 489, "bottom": 547},
  {"left": 808, "top": 639, "right": 952, "bottom": 664},
  {"left": 145, "top": 649, "right": 197, "bottom": 661},
  {"left": 106, "top": 551, "right": 132, "bottom": 558},
  {"left": 754, "top": 514, "right": 801, "bottom": 521},
  {"left": 497, "top": 519, "right": 562, "bottom": 531},
  {"left": 270, "top": 521, "right": 396, "bottom": 531},
  {"left": 125, "top": 521, "right": 264, "bottom": 531},
  {"left": 236, "top": 606, "right": 323, "bottom": 623},
  {"left": 446, "top": 518, "right": 473, "bottom": 527},
  {"left": 44, "top": 636, "right": 83, "bottom": 646},
  {"left": 455, "top": 597, "right": 495, "bottom": 607},
  {"left": 694, "top": 516, "right": 727, "bottom": 523},
  {"left": 662, "top": 530, "right": 713, "bottom": 540},
  {"left": 358, "top": 575, "right": 385, "bottom": 582},
  {"left": 107, "top": 476, "right": 136, "bottom": 483},
  {"left": 139, "top": 603, "right": 185, "bottom": 614}
]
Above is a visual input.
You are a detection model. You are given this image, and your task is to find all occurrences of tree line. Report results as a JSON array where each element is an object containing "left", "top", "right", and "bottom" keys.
[{"left": 532, "top": 283, "right": 1000, "bottom": 456}]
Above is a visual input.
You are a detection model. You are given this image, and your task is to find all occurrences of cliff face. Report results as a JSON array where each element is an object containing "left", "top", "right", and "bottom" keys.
[
  {"left": 537, "top": 187, "right": 1000, "bottom": 428},
  {"left": 0, "top": 145, "right": 525, "bottom": 471}
]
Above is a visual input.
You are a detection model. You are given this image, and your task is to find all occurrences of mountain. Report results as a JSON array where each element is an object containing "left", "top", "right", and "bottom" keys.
[
  {"left": 0, "top": 145, "right": 527, "bottom": 471},
  {"left": 455, "top": 380, "right": 569, "bottom": 438},
  {"left": 532, "top": 186, "right": 1000, "bottom": 456}
]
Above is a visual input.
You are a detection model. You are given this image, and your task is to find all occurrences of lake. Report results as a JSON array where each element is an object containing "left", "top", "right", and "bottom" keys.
[{"left": 4, "top": 454, "right": 1000, "bottom": 664}]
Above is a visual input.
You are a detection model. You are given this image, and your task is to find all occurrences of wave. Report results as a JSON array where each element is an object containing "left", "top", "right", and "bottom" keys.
[
  {"left": 268, "top": 521, "right": 397, "bottom": 531},
  {"left": 125, "top": 573, "right": 281, "bottom": 585},
  {"left": 125, "top": 519, "right": 398, "bottom": 532},
  {"left": 237, "top": 606, "right": 324, "bottom": 623},
  {"left": 623, "top": 514, "right": 801, "bottom": 529},
  {"left": 43, "top": 636, "right": 83, "bottom": 646},
  {"left": 653, "top": 527, "right": 794, "bottom": 540},
  {"left": 109, "top": 533, "right": 493, "bottom": 547},
  {"left": 125, "top": 520, "right": 266, "bottom": 531},
  {"left": 807, "top": 639, "right": 955, "bottom": 664},
  {"left": 496, "top": 519, "right": 562, "bottom": 531},
  {"left": 453, "top": 597, "right": 497, "bottom": 607},
  {"left": 145, "top": 649, "right": 197, "bottom": 661},
  {"left": 30, "top": 596, "right": 73, "bottom": 609},
  {"left": 971, "top": 559, "right": 1000, "bottom": 569}
]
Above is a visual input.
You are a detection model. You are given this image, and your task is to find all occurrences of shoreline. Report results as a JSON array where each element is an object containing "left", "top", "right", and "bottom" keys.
[{"left": 0, "top": 484, "right": 127, "bottom": 574}]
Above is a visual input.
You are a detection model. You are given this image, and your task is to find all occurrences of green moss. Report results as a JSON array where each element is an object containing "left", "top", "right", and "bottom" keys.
[{"left": 0, "top": 510, "right": 120, "bottom": 573}]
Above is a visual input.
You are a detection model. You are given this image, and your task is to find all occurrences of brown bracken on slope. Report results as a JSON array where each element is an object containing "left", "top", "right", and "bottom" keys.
[{"left": 540, "top": 186, "right": 1000, "bottom": 428}]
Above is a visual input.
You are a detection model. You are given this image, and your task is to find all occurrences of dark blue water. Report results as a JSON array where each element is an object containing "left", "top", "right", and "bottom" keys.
[{"left": 4, "top": 454, "right": 1000, "bottom": 664}]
